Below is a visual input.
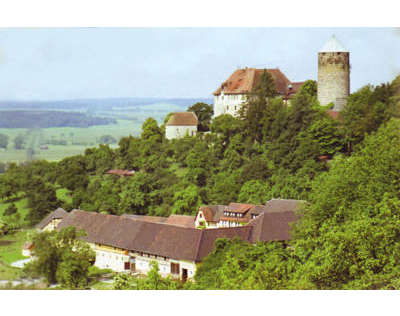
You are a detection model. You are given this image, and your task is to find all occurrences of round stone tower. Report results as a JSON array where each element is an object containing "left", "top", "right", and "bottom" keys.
[{"left": 317, "top": 35, "right": 350, "bottom": 111}]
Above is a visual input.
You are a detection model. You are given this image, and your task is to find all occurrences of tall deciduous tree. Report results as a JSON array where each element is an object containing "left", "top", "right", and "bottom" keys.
[
  {"left": 187, "top": 102, "right": 213, "bottom": 132},
  {"left": 24, "top": 226, "right": 95, "bottom": 288}
]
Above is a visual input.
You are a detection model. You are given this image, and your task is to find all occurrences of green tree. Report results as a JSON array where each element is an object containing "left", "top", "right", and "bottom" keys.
[
  {"left": 291, "top": 119, "right": 400, "bottom": 289},
  {"left": 13, "top": 135, "right": 24, "bottom": 150},
  {"left": 3, "top": 203, "right": 17, "bottom": 217},
  {"left": 187, "top": 102, "right": 213, "bottom": 132},
  {"left": 0, "top": 133, "right": 8, "bottom": 149},
  {"left": 239, "top": 70, "right": 277, "bottom": 142},
  {"left": 24, "top": 227, "right": 95, "bottom": 288},
  {"left": 141, "top": 117, "right": 163, "bottom": 143},
  {"left": 171, "top": 184, "right": 202, "bottom": 215}
]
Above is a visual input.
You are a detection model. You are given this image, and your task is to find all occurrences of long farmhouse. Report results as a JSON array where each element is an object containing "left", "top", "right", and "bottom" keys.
[{"left": 32, "top": 198, "right": 302, "bottom": 282}]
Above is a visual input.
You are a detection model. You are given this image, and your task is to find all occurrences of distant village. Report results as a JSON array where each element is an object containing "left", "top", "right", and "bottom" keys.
[{"left": 22, "top": 35, "right": 351, "bottom": 282}]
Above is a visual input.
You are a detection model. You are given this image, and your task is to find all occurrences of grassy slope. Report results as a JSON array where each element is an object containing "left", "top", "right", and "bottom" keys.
[
  {"left": 0, "top": 230, "right": 32, "bottom": 280},
  {"left": 0, "top": 198, "right": 30, "bottom": 226}
]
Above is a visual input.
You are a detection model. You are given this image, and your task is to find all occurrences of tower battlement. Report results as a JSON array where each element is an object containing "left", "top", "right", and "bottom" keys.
[{"left": 317, "top": 36, "right": 350, "bottom": 111}]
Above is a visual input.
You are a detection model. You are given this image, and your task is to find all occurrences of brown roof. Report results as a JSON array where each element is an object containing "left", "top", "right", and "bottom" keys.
[
  {"left": 285, "top": 81, "right": 304, "bottom": 99},
  {"left": 247, "top": 211, "right": 299, "bottom": 242},
  {"left": 247, "top": 199, "right": 304, "bottom": 242},
  {"left": 22, "top": 242, "right": 34, "bottom": 250},
  {"left": 213, "top": 68, "right": 291, "bottom": 96},
  {"left": 120, "top": 214, "right": 195, "bottom": 228},
  {"left": 263, "top": 198, "right": 303, "bottom": 213},
  {"left": 195, "top": 226, "right": 253, "bottom": 261},
  {"left": 36, "top": 207, "right": 68, "bottom": 230},
  {"left": 197, "top": 205, "right": 226, "bottom": 222},
  {"left": 166, "top": 112, "right": 198, "bottom": 126},
  {"left": 164, "top": 214, "right": 195, "bottom": 228},
  {"left": 226, "top": 203, "right": 256, "bottom": 214},
  {"left": 120, "top": 214, "right": 167, "bottom": 223},
  {"left": 57, "top": 210, "right": 256, "bottom": 262}
]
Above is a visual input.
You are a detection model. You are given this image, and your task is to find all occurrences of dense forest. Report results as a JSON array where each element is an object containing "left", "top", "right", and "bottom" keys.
[
  {"left": 1, "top": 71, "right": 400, "bottom": 289},
  {"left": 0, "top": 110, "right": 116, "bottom": 128}
]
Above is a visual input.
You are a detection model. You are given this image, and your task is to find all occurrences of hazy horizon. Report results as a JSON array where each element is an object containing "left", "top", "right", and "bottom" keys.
[{"left": 0, "top": 28, "right": 399, "bottom": 101}]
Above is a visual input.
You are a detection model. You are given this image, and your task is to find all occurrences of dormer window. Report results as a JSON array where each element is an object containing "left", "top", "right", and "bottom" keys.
[{"left": 199, "top": 213, "right": 202, "bottom": 219}]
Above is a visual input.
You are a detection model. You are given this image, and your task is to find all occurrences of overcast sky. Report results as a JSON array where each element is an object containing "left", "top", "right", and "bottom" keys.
[{"left": 0, "top": 27, "right": 399, "bottom": 100}]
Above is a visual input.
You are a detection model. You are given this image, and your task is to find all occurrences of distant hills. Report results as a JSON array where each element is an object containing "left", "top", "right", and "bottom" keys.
[
  {"left": 0, "top": 98, "right": 214, "bottom": 111},
  {"left": 0, "top": 97, "right": 214, "bottom": 129}
]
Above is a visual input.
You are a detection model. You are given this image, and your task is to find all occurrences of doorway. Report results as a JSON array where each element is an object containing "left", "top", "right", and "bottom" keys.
[{"left": 182, "top": 268, "right": 188, "bottom": 282}]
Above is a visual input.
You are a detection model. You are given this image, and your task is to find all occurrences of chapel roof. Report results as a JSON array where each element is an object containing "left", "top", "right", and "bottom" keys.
[{"left": 166, "top": 112, "right": 198, "bottom": 126}]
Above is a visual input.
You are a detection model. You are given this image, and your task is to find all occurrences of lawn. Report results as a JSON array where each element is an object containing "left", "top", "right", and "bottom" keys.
[
  {"left": 0, "top": 229, "right": 33, "bottom": 280},
  {"left": 0, "top": 197, "right": 31, "bottom": 226}
]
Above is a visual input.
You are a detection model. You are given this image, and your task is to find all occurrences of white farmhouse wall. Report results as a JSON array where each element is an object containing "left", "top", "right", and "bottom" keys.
[
  {"left": 133, "top": 253, "right": 196, "bottom": 280},
  {"left": 93, "top": 244, "right": 130, "bottom": 272},
  {"left": 195, "top": 210, "right": 219, "bottom": 229},
  {"left": 22, "top": 249, "right": 32, "bottom": 257},
  {"left": 166, "top": 125, "right": 197, "bottom": 140}
]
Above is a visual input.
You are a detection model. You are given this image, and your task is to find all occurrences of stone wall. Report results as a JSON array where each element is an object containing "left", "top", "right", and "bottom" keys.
[{"left": 317, "top": 52, "right": 350, "bottom": 111}]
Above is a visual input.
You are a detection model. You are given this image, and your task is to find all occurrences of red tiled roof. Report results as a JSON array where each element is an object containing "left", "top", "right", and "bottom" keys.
[
  {"left": 226, "top": 203, "right": 256, "bottom": 214},
  {"left": 213, "top": 68, "right": 291, "bottom": 96},
  {"left": 166, "top": 112, "right": 198, "bottom": 126},
  {"left": 105, "top": 170, "right": 135, "bottom": 177}
]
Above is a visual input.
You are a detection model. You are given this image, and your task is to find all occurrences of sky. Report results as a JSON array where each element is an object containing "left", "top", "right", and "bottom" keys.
[{"left": 0, "top": 27, "right": 399, "bottom": 101}]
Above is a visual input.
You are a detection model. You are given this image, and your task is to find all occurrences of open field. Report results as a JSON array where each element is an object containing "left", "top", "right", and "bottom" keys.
[
  {"left": 0, "top": 119, "right": 142, "bottom": 163},
  {"left": 0, "top": 99, "right": 210, "bottom": 164},
  {"left": 0, "top": 197, "right": 30, "bottom": 226},
  {"left": 0, "top": 230, "right": 32, "bottom": 280}
]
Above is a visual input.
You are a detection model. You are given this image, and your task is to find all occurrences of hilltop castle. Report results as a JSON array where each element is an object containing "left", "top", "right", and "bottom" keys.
[{"left": 213, "top": 35, "right": 350, "bottom": 117}]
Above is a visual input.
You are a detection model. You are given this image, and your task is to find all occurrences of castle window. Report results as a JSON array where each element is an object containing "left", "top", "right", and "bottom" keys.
[
  {"left": 234, "top": 105, "right": 237, "bottom": 110},
  {"left": 227, "top": 105, "right": 229, "bottom": 110}
]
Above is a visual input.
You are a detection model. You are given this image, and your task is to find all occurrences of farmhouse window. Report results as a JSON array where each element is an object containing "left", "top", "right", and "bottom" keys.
[{"left": 171, "top": 262, "right": 180, "bottom": 275}]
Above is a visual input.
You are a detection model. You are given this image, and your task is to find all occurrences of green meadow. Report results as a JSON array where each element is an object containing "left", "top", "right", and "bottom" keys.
[{"left": 0, "top": 119, "right": 143, "bottom": 164}]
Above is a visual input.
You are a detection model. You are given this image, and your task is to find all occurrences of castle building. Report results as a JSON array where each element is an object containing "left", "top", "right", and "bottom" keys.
[
  {"left": 213, "top": 68, "right": 304, "bottom": 117},
  {"left": 317, "top": 35, "right": 350, "bottom": 112},
  {"left": 165, "top": 112, "right": 198, "bottom": 140}
]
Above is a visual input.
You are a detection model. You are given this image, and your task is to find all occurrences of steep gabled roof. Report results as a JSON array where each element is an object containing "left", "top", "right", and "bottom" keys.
[
  {"left": 36, "top": 207, "right": 68, "bottom": 230},
  {"left": 120, "top": 214, "right": 167, "bottom": 223},
  {"left": 197, "top": 205, "right": 226, "bottom": 222},
  {"left": 166, "top": 112, "right": 198, "bottom": 126}
]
